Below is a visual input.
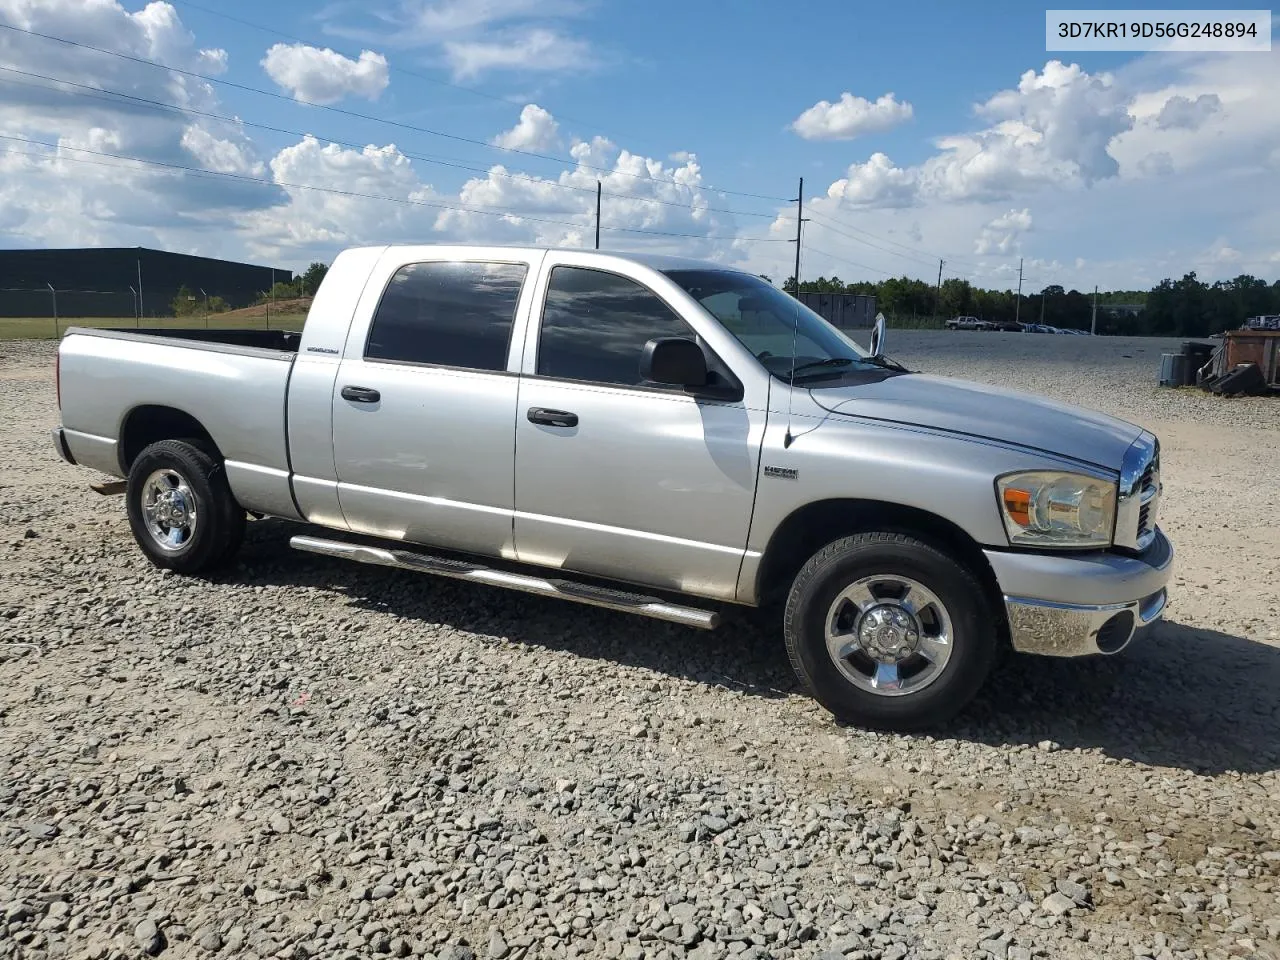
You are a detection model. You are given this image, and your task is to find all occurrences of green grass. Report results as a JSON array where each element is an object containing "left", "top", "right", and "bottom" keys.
[{"left": 0, "top": 314, "right": 308, "bottom": 340}]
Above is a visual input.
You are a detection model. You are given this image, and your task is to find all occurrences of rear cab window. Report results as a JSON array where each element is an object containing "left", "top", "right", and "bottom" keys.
[{"left": 365, "top": 260, "right": 528, "bottom": 371}]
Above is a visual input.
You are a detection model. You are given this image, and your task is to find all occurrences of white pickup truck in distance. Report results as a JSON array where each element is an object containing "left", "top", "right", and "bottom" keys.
[{"left": 53, "top": 245, "right": 1172, "bottom": 730}]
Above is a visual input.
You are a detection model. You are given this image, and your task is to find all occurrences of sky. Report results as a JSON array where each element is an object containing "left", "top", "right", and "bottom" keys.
[{"left": 0, "top": 0, "right": 1278, "bottom": 294}]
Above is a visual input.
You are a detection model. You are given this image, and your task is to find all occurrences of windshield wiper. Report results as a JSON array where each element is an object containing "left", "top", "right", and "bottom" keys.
[
  {"left": 860, "top": 354, "right": 911, "bottom": 373},
  {"left": 787, "top": 357, "right": 855, "bottom": 379}
]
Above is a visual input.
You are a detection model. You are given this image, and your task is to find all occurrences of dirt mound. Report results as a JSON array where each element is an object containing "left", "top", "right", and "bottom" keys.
[{"left": 218, "top": 297, "right": 312, "bottom": 319}]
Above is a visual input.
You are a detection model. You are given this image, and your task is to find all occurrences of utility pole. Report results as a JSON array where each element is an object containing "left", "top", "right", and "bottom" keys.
[
  {"left": 129, "top": 285, "right": 138, "bottom": 326},
  {"left": 791, "top": 177, "right": 804, "bottom": 297},
  {"left": 136, "top": 257, "right": 144, "bottom": 322},
  {"left": 200, "top": 287, "right": 209, "bottom": 329},
  {"left": 1039, "top": 287, "right": 1046, "bottom": 326},
  {"left": 594, "top": 181, "right": 601, "bottom": 250},
  {"left": 267, "top": 268, "right": 274, "bottom": 330},
  {"left": 1014, "top": 257, "right": 1024, "bottom": 326},
  {"left": 1091, "top": 285, "right": 1098, "bottom": 335},
  {"left": 47, "top": 283, "right": 57, "bottom": 337},
  {"left": 934, "top": 258, "right": 944, "bottom": 321}
]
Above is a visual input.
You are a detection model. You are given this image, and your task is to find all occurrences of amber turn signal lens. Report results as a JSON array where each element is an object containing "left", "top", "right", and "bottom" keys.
[{"left": 1002, "top": 488, "right": 1031, "bottom": 526}]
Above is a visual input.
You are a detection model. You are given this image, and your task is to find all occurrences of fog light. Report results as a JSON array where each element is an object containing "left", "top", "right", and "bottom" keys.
[{"left": 1095, "top": 611, "right": 1135, "bottom": 654}]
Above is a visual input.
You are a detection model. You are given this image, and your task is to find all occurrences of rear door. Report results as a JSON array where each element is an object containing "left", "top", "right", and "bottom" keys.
[
  {"left": 330, "top": 249, "right": 542, "bottom": 558},
  {"left": 511, "top": 258, "right": 769, "bottom": 601}
]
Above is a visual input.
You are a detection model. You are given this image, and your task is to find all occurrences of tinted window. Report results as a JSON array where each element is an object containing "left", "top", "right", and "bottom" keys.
[
  {"left": 366, "top": 261, "right": 527, "bottom": 370},
  {"left": 537, "top": 267, "right": 697, "bottom": 386}
]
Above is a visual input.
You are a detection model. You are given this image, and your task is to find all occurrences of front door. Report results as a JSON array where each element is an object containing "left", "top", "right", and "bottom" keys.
[
  {"left": 513, "top": 264, "right": 767, "bottom": 601},
  {"left": 331, "top": 258, "right": 529, "bottom": 558}
]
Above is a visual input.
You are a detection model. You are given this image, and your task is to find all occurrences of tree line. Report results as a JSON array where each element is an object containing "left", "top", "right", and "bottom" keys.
[{"left": 780, "top": 271, "right": 1280, "bottom": 336}]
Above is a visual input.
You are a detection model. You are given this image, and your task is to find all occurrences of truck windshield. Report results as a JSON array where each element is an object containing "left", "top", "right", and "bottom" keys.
[{"left": 663, "top": 269, "right": 902, "bottom": 384}]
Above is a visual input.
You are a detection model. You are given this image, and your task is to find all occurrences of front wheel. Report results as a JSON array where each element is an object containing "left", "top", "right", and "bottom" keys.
[
  {"left": 783, "top": 532, "right": 997, "bottom": 731},
  {"left": 126, "top": 439, "right": 245, "bottom": 574}
]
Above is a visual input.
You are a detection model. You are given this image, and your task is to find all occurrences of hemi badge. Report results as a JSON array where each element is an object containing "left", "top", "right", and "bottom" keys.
[{"left": 763, "top": 466, "right": 798, "bottom": 481}]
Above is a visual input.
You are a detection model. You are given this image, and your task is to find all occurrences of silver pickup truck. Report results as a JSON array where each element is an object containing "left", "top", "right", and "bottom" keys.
[{"left": 52, "top": 245, "right": 1172, "bottom": 729}]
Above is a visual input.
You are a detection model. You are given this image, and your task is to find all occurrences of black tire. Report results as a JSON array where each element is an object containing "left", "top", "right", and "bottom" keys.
[
  {"left": 783, "top": 532, "right": 996, "bottom": 731},
  {"left": 125, "top": 439, "right": 246, "bottom": 574}
]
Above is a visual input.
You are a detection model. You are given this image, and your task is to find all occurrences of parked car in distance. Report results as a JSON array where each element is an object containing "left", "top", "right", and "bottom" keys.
[
  {"left": 946, "top": 316, "right": 988, "bottom": 330},
  {"left": 991, "top": 320, "right": 1025, "bottom": 332},
  {"left": 52, "top": 245, "right": 1173, "bottom": 731}
]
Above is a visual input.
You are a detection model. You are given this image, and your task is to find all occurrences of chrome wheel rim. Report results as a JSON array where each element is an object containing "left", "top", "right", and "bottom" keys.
[
  {"left": 140, "top": 468, "right": 198, "bottom": 552},
  {"left": 825, "top": 574, "right": 953, "bottom": 697}
]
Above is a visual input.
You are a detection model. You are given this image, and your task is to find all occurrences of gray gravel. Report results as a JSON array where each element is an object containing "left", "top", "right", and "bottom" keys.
[{"left": 2, "top": 335, "right": 1278, "bottom": 960}]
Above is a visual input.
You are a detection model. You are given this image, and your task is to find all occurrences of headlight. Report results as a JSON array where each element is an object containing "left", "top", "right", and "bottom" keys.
[{"left": 996, "top": 471, "right": 1117, "bottom": 548}]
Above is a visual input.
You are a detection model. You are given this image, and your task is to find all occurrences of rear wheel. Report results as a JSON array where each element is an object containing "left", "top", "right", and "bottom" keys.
[
  {"left": 126, "top": 439, "right": 245, "bottom": 574},
  {"left": 783, "top": 532, "right": 996, "bottom": 730}
]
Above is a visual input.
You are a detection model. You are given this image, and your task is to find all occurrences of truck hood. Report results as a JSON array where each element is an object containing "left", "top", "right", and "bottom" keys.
[{"left": 810, "top": 373, "right": 1142, "bottom": 471}]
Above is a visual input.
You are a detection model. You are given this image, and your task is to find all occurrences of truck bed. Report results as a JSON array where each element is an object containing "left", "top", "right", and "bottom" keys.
[
  {"left": 56, "top": 326, "right": 302, "bottom": 521},
  {"left": 97, "top": 326, "right": 302, "bottom": 353}
]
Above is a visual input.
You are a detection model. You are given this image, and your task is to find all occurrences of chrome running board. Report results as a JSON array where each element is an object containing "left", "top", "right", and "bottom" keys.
[{"left": 289, "top": 535, "right": 721, "bottom": 630}]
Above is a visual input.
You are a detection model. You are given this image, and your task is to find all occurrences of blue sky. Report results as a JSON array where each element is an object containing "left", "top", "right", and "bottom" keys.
[{"left": 1, "top": 0, "right": 1278, "bottom": 292}]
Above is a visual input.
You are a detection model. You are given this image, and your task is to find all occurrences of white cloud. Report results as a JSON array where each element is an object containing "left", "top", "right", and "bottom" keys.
[
  {"left": 402, "top": 0, "right": 587, "bottom": 38},
  {"left": 1155, "top": 93, "right": 1221, "bottom": 130},
  {"left": 493, "top": 104, "right": 560, "bottom": 152},
  {"left": 261, "top": 43, "right": 389, "bottom": 105},
  {"left": 323, "top": 0, "right": 596, "bottom": 80},
  {"left": 825, "top": 152, "right": 920, "bottom": 207},
  {"left": 812, "top": 61, "right": 1132, "bottom": 215},
  {"left": 975, "top": 208, "right": 1032, "bottom": 255},
  {"left": 920, "top": 60, "right": 1131, "bottom": 202},
  {"left": 443, "top": 28, "right": 593, "bottom": 80},
  {"left": 0, "top": 0, "right": 266, "bottom": 255},
  {"left": 1136, "top": 151, "right": 1174, "bottom": 177},
  {"left": 435, "top": 124, "right": 746, "bottom": 260},
  {"left": 238, "top": 104, "right": 748, "bottom": 266},
  {"left": 1113, "top": 54, "right": 1280, "bottom": 183},
  {"left": 237, "top": 135, "right": 442, "bottom": 258},
  {"left": 791, "top": 92, "right": 913, "bottom": 141},
  {"left": 181, "top": 125, "right": 265, "bottom": 176}
]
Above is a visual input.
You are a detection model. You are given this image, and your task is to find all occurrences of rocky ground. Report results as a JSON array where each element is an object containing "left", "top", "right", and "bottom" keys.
[{"left": 1, "top": 334, "right": 1277, "bottom": 960}]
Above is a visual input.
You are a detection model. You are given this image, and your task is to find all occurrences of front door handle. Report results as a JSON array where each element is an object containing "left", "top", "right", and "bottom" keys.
[
  {"left": 527, "top": 407, "right": 578, "bottom": 428},
  {"left": 341, "top": 385, "right": 381, "bottom": 404}
]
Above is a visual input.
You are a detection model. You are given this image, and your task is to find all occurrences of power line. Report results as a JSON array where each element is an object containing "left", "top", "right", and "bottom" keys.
[
  {"left": 167, "top": 0, "right": 614, "bottom": 135},
  {"left": 805, "top": 209, "right": 988, "bottom": 272},
  {"left": 805, "top": 211, "right": 942, "bottom": 269},
  {"left": 0, "top": 135, "right": 791, "bottom": 244},
  {"left": 0, "top": 67, "right": 780, "bottom": 221},
  {"left": 0, "top": 20, "right": 793, "bottom": 202},
  {"left": 803, "top": 244, "right": 895, "bottom": 278}
]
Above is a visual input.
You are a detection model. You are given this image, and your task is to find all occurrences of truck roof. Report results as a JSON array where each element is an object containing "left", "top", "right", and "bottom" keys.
[{"left": 337, "top": 243, "right": 752, "bottom": 275}]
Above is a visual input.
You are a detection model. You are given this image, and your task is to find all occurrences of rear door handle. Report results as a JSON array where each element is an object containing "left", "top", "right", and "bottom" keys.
[
  {"left": 527, "top": 407, "right": 578, "bottom": 428},
  {"left": 341, "top": 385, "right": 381, "bottom": 403}
]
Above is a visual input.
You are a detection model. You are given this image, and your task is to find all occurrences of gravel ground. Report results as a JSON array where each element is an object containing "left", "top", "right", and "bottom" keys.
[{"left": 2, "top": 333, "right": 1278, "bottom": 960}]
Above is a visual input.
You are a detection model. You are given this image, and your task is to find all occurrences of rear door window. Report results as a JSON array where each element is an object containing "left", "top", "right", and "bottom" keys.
[{"left": 365, "top": 261, "right": 527, "bottom": 371}]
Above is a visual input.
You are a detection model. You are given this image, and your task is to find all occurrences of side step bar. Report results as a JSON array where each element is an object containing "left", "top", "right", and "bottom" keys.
[{"left": 289, "top": 535, "right": 721, "bottom": 630}]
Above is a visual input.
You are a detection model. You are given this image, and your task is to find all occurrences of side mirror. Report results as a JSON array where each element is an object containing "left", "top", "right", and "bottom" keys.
[
  {"left": 640, "top": 337, "right": 708, "bottom": 387},
  {"left": 870, "top": 312, "right": 887, "bottom": 358}
]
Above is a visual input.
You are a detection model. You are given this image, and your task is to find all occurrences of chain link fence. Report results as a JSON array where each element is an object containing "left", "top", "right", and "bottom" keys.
[{"left": 0, "top": 287, "right": 310, "bottom": 339}]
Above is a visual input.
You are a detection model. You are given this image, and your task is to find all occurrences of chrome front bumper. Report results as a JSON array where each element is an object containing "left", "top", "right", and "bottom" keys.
[{"left": 984, "top": 529, "right": 1174, "bottom": 658}]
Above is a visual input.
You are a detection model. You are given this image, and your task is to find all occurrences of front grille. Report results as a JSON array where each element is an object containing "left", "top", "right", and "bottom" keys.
[
  {"left": 1136, "top": 452, "right": 1160, "bottom": 543},
  {"left": 1117, "top": 435, "right": 1160, "bottom": 552}
]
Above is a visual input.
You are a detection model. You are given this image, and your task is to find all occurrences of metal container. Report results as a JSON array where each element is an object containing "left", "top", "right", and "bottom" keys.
[
  {"left": 1181, "top": 341, "right": 1214, "bottom": 385},
  {"left": 1158, "top": 353, "right": 1185, "bottom": 387}
]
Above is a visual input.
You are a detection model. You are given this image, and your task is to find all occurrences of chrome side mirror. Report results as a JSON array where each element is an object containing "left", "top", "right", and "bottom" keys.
[{"left": 870, "top": 312, "right": 887, "bottom": 358}]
